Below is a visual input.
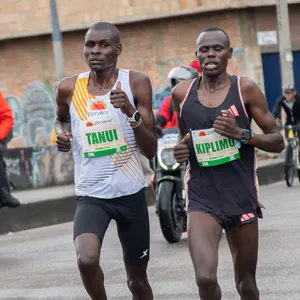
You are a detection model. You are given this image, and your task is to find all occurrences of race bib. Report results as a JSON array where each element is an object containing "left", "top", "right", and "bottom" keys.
[
  {"left": 80, "top": 98, "right": 127, "bottom": 158},
  {"left": 191, "top": 128, "right": 240, "bottom": 167}
]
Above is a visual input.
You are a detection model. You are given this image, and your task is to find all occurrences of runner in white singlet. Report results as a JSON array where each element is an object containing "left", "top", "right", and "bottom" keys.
[{"left": 54, "top": 22, "right": 156, "bottom": 300}]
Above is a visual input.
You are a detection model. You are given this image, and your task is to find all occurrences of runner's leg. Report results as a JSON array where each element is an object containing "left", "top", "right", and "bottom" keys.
[
  {"left": 74, "top": 197, "right": 111, "bottom": 300},
  {"left": 226, "top": 220, "right": 260, "bottom": 300},
  {"left": 75, "top": 233, "right": 107, "bottom": 300},
  {"left": 125, "top": 262, "right": 153, "bottom": 300},
  {"left": 188, "top": 212, "right": 223, "bottom": 300},
  {"left": 116, "top": 189, "right": 153, "bottom": 300}
]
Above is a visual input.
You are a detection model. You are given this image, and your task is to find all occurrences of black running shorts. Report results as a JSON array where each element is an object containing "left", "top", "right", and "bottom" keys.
[{"left": 73, "top": 188, "right": 150, "bottom": 266}]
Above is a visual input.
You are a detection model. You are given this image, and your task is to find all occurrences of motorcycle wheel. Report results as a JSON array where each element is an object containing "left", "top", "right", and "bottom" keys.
[
  {"left": 285, "top": 142, "right": 294, "bottom": 187},
  {"left": 157, "top": 181, "right": 184, "bottom": 243}
]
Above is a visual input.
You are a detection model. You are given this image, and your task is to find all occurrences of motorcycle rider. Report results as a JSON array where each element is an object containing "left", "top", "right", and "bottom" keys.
[
  {"left": 153, "top": 66, "right": 198, "bottom": 238},
  {"left": 156, "top": 65, "right": 199, "bottom": 130}
]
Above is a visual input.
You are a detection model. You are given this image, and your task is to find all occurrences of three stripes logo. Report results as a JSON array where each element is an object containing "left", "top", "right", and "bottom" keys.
[{"left": 240, "top": 213, "right": 256, "bottom": 223}]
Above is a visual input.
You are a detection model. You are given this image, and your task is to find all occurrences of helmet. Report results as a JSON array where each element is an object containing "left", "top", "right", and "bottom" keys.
[
  {"left": 168, "top": 65, "right": 198, "bottom": 81},
  {"left": 168, "top": 65, "right": 198, "bottom": 88}
]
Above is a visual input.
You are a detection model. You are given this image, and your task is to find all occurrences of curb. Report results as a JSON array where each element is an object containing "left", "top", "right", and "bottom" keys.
[
  {"left": 256, "top": 159, "right": 285, "bottom": 186},
  {"left": 0, "top": 186, "right": 156, "bottom": 235},
  {"left": 0, "top": 161, "right": 284, "bottom": 235}
]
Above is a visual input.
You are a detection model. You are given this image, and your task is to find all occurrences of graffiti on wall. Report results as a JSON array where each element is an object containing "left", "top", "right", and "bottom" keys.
[
  {"left": 3, "top": 146, "right": 74, "bottom": 190},
  {"left": 4, "top": 80, "right": 174, "bottom": 189},
  {"left": 21, "top": 81, "right": 56, "bottom": 147},
  {"left": 4, "top": 81, "right": 74, "bottom": 190},
  {"left": 6, "top": 81, "right": 56, "bottom": 149},
  {"left": 30, "top": 146, "right": 73, "bottom": 188}
]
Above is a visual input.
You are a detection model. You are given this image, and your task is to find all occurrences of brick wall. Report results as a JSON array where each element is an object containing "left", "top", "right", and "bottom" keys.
[
  {"left": 1, "top": 0, "right": 299, "bottom": 40},
  {"left": 4, "top": 4, "right": 300, "bottom": 99},
  {"left": 0, "top": 10, "right": 244, "bottom": 97}
]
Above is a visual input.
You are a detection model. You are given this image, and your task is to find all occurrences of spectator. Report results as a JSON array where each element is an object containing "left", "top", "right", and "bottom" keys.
[{"left": 0, "top": 92, "right": 20, "bottom": 208}]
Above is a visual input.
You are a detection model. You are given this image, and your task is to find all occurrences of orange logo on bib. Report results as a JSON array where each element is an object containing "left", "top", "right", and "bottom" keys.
[
  {"left": 90, "top": 101, "right": 107, "bottom": 110},
  {"left": 199, "top": 131, "right": 206, "bottom": 136}
]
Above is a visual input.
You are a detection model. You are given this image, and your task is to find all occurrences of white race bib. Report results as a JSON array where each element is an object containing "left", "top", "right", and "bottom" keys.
[
  {"left": 80, "top": 98, "right": 127, "bottom": 158},
  {"left": 191, "top": 128, "right": 240, "bottom": 167}
]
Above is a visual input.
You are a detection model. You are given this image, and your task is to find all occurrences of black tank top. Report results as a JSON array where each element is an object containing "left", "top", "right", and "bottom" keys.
[{"left": 181, "top": 75, "right": 260, "bottom": 216}]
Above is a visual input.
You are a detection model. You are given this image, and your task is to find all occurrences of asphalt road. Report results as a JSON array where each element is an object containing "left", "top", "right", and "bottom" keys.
[{"left": 0, "top": 181, "right": 299, "bottom": 300}]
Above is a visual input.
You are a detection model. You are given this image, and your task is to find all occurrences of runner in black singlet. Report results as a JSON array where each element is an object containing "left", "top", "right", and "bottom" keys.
[{"left": 173, "top": 27, "right": 284, "bottom": 300}]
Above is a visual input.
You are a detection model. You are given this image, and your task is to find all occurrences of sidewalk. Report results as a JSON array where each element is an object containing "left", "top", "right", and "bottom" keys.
[
  {"left": 0, "top": 159, "right": 284, "bottom": 235},
  {"left": 14, "top": 184, "right": 75, "bottom": 205}
]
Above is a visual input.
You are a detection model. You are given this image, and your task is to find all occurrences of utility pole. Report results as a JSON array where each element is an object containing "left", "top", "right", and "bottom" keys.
[
  {"left": 50, "top": 0, "right": 64, "bottom": 81},
  {"left": 276, "top": 0, "right": 294, "bottom": 89}
]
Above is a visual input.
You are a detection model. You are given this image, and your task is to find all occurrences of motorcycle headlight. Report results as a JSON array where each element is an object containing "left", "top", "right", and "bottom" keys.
[{"left": 158, "top": 148, "right": 180, "bottom": 170}]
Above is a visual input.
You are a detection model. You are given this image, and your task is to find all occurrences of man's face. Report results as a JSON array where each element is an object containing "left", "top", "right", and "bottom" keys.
[
  {"left": 195, "top": 31, "right": 232, "bottom": 77},
  {"left": 284, "top": 90, "right": 296, "bottom": 101},
  {"left": 84, "top": 29, "right": 122, "bottom": 73}
]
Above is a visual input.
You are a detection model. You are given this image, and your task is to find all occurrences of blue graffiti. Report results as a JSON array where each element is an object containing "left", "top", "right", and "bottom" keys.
[
  {"left": 5, "top": 95, "right": 23, "bottom": 138},
  {"left": 21, "top": 81, "right": 56, "bottom": 148}
]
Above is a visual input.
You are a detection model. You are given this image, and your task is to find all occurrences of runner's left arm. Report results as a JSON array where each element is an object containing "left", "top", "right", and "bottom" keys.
[
  {"left": 242, "top": 77, "right": 284, "bottom": 153},
  {"left": 130, "top": 72, "right": 157, "bottom": 159},
  {"left": 172, "top": 81, "right": 192, "bottom": 163}
]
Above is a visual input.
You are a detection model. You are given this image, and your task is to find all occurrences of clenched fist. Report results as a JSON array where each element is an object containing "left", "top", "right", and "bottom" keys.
[{"left": 174, "top": 133, "right": 190, "bottom": 163}]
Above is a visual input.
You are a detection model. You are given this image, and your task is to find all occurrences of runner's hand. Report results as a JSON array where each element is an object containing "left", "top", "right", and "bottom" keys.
[
  {"left": 56, "top": 131, "right": 72, "bottom": 152},
  {"left": 213, "top": 109, "right": 242, "bottom": 140},
  {"left": 174, "top": 133, "right": 190, "bottom": 163},
  {"left": 110, "top": 81, "right": 135, "bottom": 117}
]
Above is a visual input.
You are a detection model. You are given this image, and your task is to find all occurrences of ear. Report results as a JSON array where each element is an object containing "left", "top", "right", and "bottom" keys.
[
  {"left": 195, "top": 50, "right": 198, "bottom": 58},
  {"left": 117, "top": 42, "right": 122, "bottom": 56},
  {"left": 228, "top": 47, "right": 233, "bottom": 59}
]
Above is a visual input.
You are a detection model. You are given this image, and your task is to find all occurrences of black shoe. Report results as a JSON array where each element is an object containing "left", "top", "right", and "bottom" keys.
[{"left": 0, "top": 188, "right": 21, "bottom": 208}]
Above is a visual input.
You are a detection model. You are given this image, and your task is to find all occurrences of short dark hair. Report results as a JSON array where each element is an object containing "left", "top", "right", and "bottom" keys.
[
  {"left": 87, "top": 22, "right": 120, "bottom": 43},
  {"left": 202, "top": 27, "right": 230, "bottom": 46}
]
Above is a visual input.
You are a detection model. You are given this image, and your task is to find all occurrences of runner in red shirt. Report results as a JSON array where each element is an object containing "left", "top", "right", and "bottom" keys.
[{"left": 156, "top": 65, "right": 198, "bottom": 129}]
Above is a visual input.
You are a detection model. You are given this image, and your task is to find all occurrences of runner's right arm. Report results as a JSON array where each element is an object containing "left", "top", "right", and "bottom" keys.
[
  {"left": 54, "top": 76, "right": 77, "bottom": 152},
  {"left": 173, "top": 80, "right": 192, "bottom": 163}
]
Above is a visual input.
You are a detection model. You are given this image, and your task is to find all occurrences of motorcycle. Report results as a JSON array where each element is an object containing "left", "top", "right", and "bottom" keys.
[{"left": 152, "top": 127, "right": 187, "bottom": 243}]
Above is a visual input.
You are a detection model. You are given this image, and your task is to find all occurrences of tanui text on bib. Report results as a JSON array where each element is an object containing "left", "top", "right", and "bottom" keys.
[
  {"left": 81, "top": 98, "right": 127, "bottom": 158},
  {"left": 192, "top": 128, "right": 240, "bottom": 167}
]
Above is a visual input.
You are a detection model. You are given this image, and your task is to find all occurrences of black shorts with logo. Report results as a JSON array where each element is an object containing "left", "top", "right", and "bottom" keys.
[{"left": 73, "top": 188, "right": 150, "bottom": 266}]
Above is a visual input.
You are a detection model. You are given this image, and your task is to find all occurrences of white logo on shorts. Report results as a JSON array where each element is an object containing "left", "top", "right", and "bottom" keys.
[{"left": 140, "top": 249, "right": 148, "bottom": 259}]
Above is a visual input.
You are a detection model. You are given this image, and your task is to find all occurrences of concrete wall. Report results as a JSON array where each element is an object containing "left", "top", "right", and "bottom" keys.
[{"left": 255, "top": 4, "right": 300, "bottom": 53}]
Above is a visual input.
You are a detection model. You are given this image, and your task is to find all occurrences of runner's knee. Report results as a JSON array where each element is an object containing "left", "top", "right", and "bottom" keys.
[
  {"left": 77, "top": 251, "right": 99, "bottom": 273},
  {"left": 196, "top": 273, "right": 218, "bottom": 290},
  {"left": 236, "top": 276, "right": 259, "bottom": 298},
  {"left": 127, "top": 275, "right": 147, "bottom": 292}
]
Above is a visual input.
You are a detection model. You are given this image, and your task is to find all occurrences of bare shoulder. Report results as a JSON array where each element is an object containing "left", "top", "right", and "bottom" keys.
[
  {"left": 240, "top": 76, "right": 259, "bottom": 91},
  {"left": 172, "top": 79, "right": 194, "bottom": 104},
  {"left": 129, "top": 70, "right": 152, "bottom": 103},
  {"left": 57, "top": 75, "right": 78, "bottom": 94},
  {"left": 129, "top": 70, "right": 151, "bottom": 87},
  {"left": 239, "top": 76, "right": 263, "bottom": 104},
  {"left": 56, "top": 75, "right": 78, "bottom": 105}
]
